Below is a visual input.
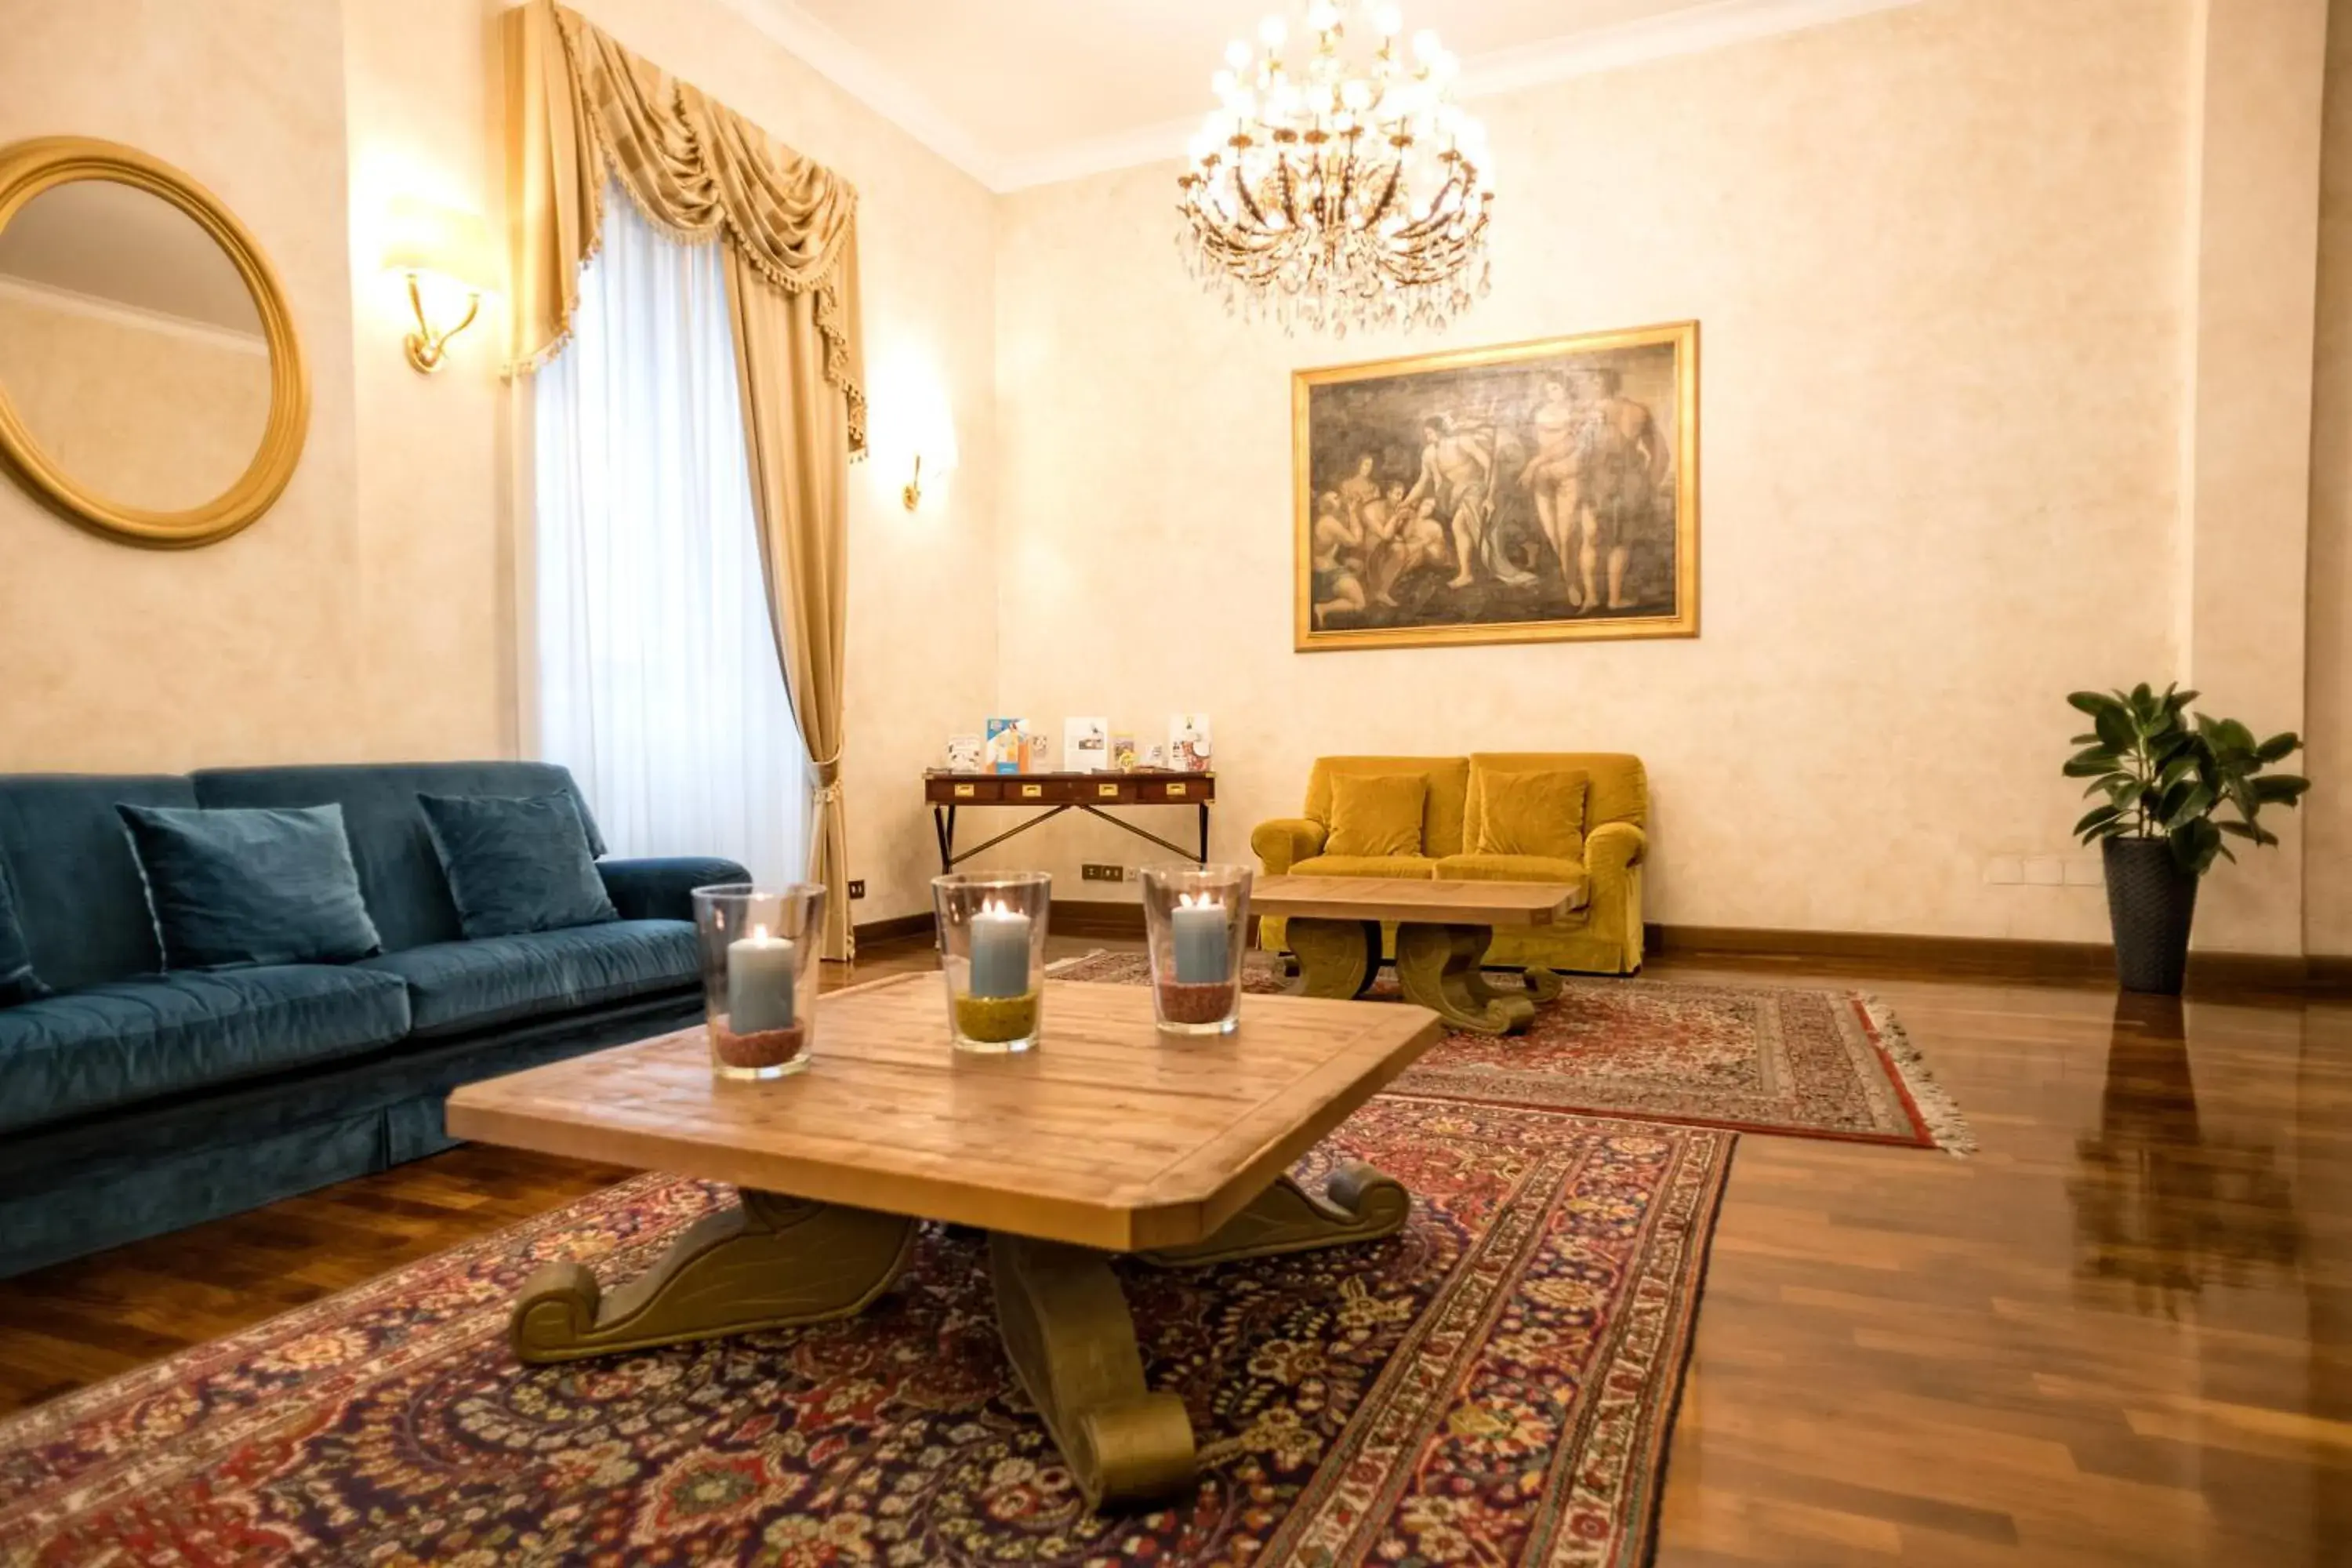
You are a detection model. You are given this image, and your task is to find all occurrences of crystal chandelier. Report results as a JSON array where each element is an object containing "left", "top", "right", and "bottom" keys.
[{"left": 1177, "top": 2, "right": 1494, "bottom": 335}]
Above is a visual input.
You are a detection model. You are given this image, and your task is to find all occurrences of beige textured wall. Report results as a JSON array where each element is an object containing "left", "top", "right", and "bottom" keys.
[
  {"left": 993, "top": 0, "right": 2209, "bottom": 943},
  {"left": 0, "top": 289, "right": 270, "bottom": 514},
  {"left": 0, "top": 0, "right": 364, "bottom": 771},
  {"left": 2308, "top": 0, "right": 2352, "bottom": 955}
]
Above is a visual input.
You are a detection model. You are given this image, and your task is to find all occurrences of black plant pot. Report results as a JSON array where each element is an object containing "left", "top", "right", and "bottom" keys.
[{"left": 2102, "top": 837, "right": 2199, "bottom": 995}]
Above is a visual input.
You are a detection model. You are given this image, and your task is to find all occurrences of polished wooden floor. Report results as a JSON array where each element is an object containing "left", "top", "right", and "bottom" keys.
[{"left": 0, "top": 939, "right": 2345, "bottom": 1565}]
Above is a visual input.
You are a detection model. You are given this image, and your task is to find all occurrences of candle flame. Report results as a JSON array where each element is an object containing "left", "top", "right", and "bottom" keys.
[
  {"left": 753, "top": 922, "right": 769, "bottom": 942},
  {"left": 1179, "top": 891, "right": 1221, "bottom": 909}
]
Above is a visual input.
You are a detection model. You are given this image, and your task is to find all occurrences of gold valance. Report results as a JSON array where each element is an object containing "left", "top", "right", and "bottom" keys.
[{"left": 505, "top": 0, "right": 866, "bottom": 452}]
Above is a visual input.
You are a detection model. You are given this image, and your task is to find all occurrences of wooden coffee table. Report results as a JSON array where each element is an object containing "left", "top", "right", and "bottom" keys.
[
  {"left": 445, "top": 975, "right": 1442, "bottom": 1509},
  {"left": 1253, "top": 874, "right": 1580, "bottom": 1035}
]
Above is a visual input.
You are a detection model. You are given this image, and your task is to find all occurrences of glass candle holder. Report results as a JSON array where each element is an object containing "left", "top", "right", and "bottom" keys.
[
  {"left": 692, "top": 883, "right": 826, "bottom": 1080},
  {"left": 932, "top": 871, "right": 1051, "bottom": 1053},
  {"left": 1141, "top": 863, "right": 1251, "bottom": 1035}
]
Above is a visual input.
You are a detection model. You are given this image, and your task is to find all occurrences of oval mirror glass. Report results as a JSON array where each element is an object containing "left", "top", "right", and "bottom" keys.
[{"left": 0, "top": 176, "right": 270, "bottom": 514}]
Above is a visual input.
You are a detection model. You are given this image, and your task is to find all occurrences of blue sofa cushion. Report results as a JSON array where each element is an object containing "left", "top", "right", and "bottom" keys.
[
  {"left": 354, "top": 919, "right": 695, "bottom": 1038},
  {"left": 189, "top": 763, "right": 608, "bottom": 955},
  {"left": 418, "top": 792, "right": 618, "bottom": 939},
  {"left": 0, "top": 965, "right": 413, "bottom": 1135},
  {"left": 0, "top": 774, "right": 197, "bottom": 993},
  {"left": 0, "top": 853, "right": 45, "bottom": 1005},
  {"left": 118, "top": 804, "right": 383, "bottom": 970}
]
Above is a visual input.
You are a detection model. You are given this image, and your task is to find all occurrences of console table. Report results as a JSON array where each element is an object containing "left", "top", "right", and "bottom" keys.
[{"left": 926, "top": 770, "right": 1215, "bottom": 873}]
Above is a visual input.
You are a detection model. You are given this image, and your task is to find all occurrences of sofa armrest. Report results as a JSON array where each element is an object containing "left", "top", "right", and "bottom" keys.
[
  {"left": 1585, "top": 822, "right": 1647, "bottom": 875},
  {"left": 598, "top": 856, "right": 752, "bottom": 922},
  {"left": 1250, "top": 817, "right": 1328, "bottom": 874}
]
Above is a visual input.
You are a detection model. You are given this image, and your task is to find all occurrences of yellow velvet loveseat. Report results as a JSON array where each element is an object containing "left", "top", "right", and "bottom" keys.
[{"left": 1250, "top": 753, "right": 1647, "bottom": 975}]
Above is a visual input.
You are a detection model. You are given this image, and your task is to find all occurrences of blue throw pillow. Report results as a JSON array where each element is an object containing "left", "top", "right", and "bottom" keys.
[
  {"left": 0, "top": 851, "right": 48, "bottom": 1005},
  {"left": 117, "top": 803, "right": 383, "bottom": 970},
  {"left": 417, "top": 791, "right": 618, "bottom": 939}
]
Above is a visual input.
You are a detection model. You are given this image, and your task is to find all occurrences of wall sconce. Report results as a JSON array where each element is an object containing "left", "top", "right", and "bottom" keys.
[
  {"left": 900, "top": 419, "right": 959, "bottom": 511},
  {"left": 382, "top": 195, "right": 492, "bottom": 373}
]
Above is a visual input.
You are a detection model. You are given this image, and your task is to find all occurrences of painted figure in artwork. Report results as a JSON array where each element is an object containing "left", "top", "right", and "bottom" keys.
[
  {"left": 1572, "top": 367, "right": 1670, "bottom": 614},
  {"left": 1310, "top": 490, "right": 1367, "bottom": 626},
  {"left": 1518, "top": 373, "right": 1585, "bottom": 602},
  {"left": 1408, "top": 414, "right": 1530, "bottom": 591}
]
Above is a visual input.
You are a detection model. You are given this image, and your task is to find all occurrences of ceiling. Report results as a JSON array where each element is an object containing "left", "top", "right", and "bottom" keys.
[
  {"left": 0, "top": 179, "right": 260, "bottom": 337},
  {"left": 734, "top": 0, "right": 1922, "bottom": 189}
]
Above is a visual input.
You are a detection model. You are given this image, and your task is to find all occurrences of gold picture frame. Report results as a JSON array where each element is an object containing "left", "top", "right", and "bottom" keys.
[
  {"left": 1293, "top": 321, "right": 1697, "bottom": 652},
  {"left": 0, "top": 136, "right": 310, "bottom": 549}
]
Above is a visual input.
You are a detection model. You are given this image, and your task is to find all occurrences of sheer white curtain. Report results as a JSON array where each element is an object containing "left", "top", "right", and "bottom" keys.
[{"left": 533, "top": 189, "right": 809, "bottom": 887}]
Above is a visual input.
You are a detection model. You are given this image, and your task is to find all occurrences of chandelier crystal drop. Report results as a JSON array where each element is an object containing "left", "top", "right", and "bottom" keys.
[{"left": 1176, "top": 1, "right": 1494, "bottom": 336}]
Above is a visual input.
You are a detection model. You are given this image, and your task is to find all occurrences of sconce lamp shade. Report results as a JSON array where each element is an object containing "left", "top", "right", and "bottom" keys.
[{"left": 382, "top": 195, "right": 493, "bottom": 292}]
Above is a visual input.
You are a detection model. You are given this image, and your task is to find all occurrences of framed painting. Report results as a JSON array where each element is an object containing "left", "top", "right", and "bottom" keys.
[{"left": 1292, "top": 321, "right": 1698, "bottom": 652}]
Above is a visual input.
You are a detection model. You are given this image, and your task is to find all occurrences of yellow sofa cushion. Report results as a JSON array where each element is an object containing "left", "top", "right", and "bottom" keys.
[
  {"left": 1470, "top": 768, "right": 1588, "bottom": 860},
  {"left": 1305, "top": 757, "right": 1472, "bottom": 858},
  {"left": 1290, "top": 855, "right": 1443, "bottom": 879},
  {"left": 1435, "top": 854, "right": 1592, "bottom": 907},
  {"left": 1325, "top": 773, "right": 1428, "bottom": 858}
]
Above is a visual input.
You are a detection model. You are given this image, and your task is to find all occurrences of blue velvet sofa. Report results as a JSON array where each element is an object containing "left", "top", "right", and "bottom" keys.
[{"left": 0, "top": 762, "right": 746, "bottom": 1279}]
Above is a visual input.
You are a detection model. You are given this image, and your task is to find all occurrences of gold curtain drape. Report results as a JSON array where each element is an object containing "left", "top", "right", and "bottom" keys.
[{"left": 505, "top": 0, "right": 864, "bottom": 959}]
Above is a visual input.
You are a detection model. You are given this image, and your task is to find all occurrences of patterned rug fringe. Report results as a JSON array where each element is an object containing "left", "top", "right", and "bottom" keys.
[{"left": 1860, "top": 992, "right": 1976, "bottom": 1156}]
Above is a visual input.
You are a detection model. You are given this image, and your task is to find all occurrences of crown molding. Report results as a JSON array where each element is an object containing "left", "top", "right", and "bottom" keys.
[
  {"left": 723, "top": 0, "right": 1929, "bottom": 196},
  {"left": 0, "top": 273, "right": 268, "bottom": 354},
  {"left": 712, "top": 0, "right": 1007, "bottom": 188}
]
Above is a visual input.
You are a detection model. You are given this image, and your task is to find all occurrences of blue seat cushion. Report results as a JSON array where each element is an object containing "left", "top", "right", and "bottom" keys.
[
  {"left": 354, "top": 920, "right": 696, "bottom": 1038},
  {"left": 0, "top": 966, "right": 413, "bottom": 1136}
]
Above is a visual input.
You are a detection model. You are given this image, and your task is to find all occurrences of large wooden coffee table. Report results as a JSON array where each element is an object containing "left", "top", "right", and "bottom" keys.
[
  {"left": 445, "top": 975, "right": 1442, "bottom": 1509},
  {"left": 1254, "top": 874, "right": 1580, "bottom": 1035}
]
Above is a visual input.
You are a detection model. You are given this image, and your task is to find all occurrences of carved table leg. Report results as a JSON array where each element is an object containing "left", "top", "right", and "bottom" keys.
[
  {"left": 1137, "top": 1160, "right": 1410, "bottom": 1268},
  {"left": 988, "top": 1232, "right": 1198, "bottom": 1509},
  {"left": 1520, "top": 965, "right": 1566, "bottom": 1004},
  {"left": 1284, "top": 917, "right": 1382, "bottom": 1000},
  {"left": 1393, "top": 922, "right": 1538, "bottom": 1035},
  {"left": 511, "top": 1190, "right": 916, "bottom": 1364}
]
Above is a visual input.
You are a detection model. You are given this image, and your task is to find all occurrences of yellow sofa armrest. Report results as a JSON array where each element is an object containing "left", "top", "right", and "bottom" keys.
[
  {"left": 1585, "top": 821, "right": 1647, "bottom": 874},
  {"left": 1251, "top": 817, "right": 1328, "bottom": 874}
]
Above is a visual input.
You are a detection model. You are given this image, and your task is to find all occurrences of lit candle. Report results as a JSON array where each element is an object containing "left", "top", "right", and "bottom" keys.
[
  {"left": 967, "top": 898, "right": 1033, "bottom": 999},
  {"left": 1171, "top": 892, "right": 1229, "bottom": 984},
  {"left": 727, "top": 922, "right": 797, "bottom": 1033}
]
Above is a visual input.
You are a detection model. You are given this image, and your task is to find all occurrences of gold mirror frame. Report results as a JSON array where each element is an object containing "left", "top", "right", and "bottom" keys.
[{"left": 0, "top": 136, "right": 308, "bottom": 549}]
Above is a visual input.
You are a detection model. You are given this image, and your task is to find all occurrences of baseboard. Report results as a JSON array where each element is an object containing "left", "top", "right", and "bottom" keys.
[
  {"left": 851, "top": 911, "right": 933, "bottom": 949},
  {"left": 855, "top": 901, "right": 1149, "bottom": 946},
  {"left": 1647, "top": 922, "right": 2351, "bottom": 994}
]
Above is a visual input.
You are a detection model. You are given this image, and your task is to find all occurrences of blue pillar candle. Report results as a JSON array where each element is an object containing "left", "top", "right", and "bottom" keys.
[
  {"left": 1171, "top": 895, "right": 1230, "bottom": 984},
  {"left": 727, "top": 924, "right": 797, "bottom": 1032},
  {"left": 967, "top": 902, "right": 1033, "bottom": 998}
]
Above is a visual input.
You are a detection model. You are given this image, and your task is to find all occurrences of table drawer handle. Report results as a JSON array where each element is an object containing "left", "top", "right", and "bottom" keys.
[
  {"left": 1098, "top": 782, "right": 1120, "bottom": 798},
  {"left": 1021, "top": 783, "right": 1044, "bottom": 799},
  {"left": 1166, "top": 782, "right": 1188, "bottom": 798},
  {"left": 953, "top": 783, "right": 975, "bottom": 799}
]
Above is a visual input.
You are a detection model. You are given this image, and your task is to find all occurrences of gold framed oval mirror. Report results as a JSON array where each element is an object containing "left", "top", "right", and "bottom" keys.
[{"left": 0, "top": 136, "right": 307, "bottom": 549}]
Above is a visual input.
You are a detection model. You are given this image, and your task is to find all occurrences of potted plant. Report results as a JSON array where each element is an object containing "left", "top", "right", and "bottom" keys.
[{"left": 2063, "top": 684, "right": 2308, "bottom": 993}]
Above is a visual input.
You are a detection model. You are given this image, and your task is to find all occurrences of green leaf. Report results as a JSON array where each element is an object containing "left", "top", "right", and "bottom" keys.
[
  {"left": 2070, "top": 731, "right": 2100, "bottom": 746},
  {"left": 2163, "top": 783, "right": 2216, "bottom": 830},
  {"left": 2074, "top": 804, "right": 2124, "bottom": 839},
  {"left": 2063, "top": 749, "right": 2122, "bottom": 778},
  {"left": 2170, "top": 817, "right": 2223, "bottom": 876},
  {"left": 2256, "top": 731, "right": 2302, "bottom": 763},
  {"left": 2217, "top": 819, "right": 2259, "bottom": 840},
  {"left": 2093, "top": 706, "right": 2136, "bottom": 751},
  {"left": 2251, "top": 775, "right": 2310, "bottom": 804},
  {"left": 2167, "top": 688, "right": 2201, "bottom": 713},
  {"left": 2067, "top": 691, "right": 2119, "bottom": 717},
  {"left": 2212, "top": 717, "right": 2257, "bottom": 754}
]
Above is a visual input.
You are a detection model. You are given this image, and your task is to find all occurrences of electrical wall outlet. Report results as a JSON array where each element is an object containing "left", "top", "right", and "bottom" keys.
[
  {"left": 1082, "top": 862, "right": 1126, "bottom": 883},
  {"left": 848, "top": 879, "right": 866, "bottom": 899}
]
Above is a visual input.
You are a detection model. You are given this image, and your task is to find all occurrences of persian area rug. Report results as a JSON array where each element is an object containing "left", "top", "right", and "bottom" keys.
[
  {"left": 1055, "top": 953, "right": 1973, "bottom": 1154},
  {"left": 0, "top": 1098, "right": 1729, "bottom": 1568}
]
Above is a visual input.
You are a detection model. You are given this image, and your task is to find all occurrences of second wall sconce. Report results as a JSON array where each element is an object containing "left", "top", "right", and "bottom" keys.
[{"left": 383, "top": 194, "right": 491, "bottom": 373}]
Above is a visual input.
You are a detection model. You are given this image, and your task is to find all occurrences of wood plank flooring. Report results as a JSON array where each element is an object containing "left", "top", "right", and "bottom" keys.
[{"left": 1, "top": 938, "right": 2346, "bottom": 1564}]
